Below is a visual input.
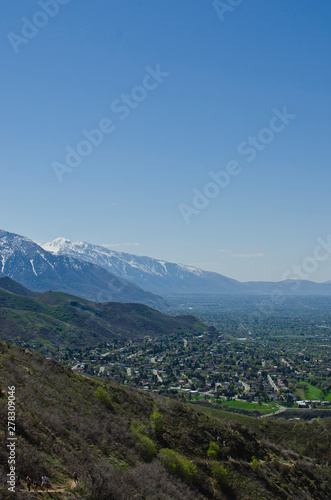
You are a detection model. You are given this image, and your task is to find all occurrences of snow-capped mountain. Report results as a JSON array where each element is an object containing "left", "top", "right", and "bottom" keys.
[
  {"left": 3, "top": 230, "right": 330, "bottom": 300},
  {"left": 43, "top": 237, "right": 331, "bottom": 297},
  {"left": 43, "top": 237, "right": 242, "bottom": 295},
  {"left": 0, "top": 230, "right": 163, "bottom": 306}
]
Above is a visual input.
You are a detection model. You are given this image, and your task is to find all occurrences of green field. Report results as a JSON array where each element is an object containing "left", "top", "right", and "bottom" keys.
[
  {"left": 194, "top": 405, "right": 259, "bottom": 427},
  {"left": 220, "top": 400, "right": 279, "bottom": 414},
  {"left": 191, "top": 398, "right": 280, "bottom": 414},
  {"left": 326, "top": 390, "right": 331, "bottom": 401},
  {"left": 304, "top": 383, "right": 324, "bottom": 400},
  {"left": 295, "top": 382, "right": 325, "bottom": 401}
]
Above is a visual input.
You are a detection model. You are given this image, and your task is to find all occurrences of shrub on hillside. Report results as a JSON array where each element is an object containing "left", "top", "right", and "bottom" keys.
[
  {"left": 130, "top": 420, "right": 157, "bottom": 462},
  {"left": 135, "top": 434, "right": 157, "bottom": 462},
  {"left": 251, "top": 456, "right": 261, "bottom": 472},
  {"left": 210, "top": 461, "right": 229, "bottom": 488},
  {"left": 150, "top": 411, "right": 164, "bottom": 438},
  {"left": 207, "top": 441, "right": 220, "bottom": 459},
  {"left": 159, "top": 448, "right": 198, "bottom": 486},
  {"left": 87, "top": 460, "right": 200, "bottom": 500},
  {"left": 94, "top": 386, "right": 113, "bottom": 410}
]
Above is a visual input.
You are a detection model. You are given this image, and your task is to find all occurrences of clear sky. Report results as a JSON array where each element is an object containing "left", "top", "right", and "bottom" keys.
[{"left": 1, "top": 0, "right": 331, "bottom": 282}]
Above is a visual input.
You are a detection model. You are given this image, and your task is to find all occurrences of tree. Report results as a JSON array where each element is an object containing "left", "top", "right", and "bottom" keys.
[
  {"left": 207, "top": 441, "right": 220, "bottom": 460},
  {"left": 159, "top": 448, "right": 198, "bottom": 486},
  {"left": 150, "top": 412, "right": 164, "bottom": 438},
  {"left": 130, "top": 420, "right": 157, "bottom": 462},
  {"left": 211, "top": 462, "right": 229, "bottom": 488}
]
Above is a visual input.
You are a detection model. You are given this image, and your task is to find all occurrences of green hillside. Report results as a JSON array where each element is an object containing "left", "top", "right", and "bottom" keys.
[
  {"left": 0, "top": 342, "right": 330, "bottom": 499},
  {"left": 0, "top": 280, "right": 206, "bottom": 350},
  {"left": 0, "top": 277, "right": 37, "bottom": 297}
]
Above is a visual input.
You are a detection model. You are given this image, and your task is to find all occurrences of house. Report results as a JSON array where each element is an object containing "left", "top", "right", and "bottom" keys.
[{"left": 297, "top": 401, "right": 309, "bottom": 408}]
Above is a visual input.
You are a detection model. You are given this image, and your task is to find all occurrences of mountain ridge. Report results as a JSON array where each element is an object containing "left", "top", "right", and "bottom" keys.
[
  {"left": 0, "top": 277, "right": 206, "bottom": 349},
  {"left": 42, "top": 238, "right": 246, "bottom": 295},
  {"left": 43, "top": 236, "right": 331, "bottom": 296},
  {"left": 0, "top": 229, "right": 164, "bottom": 307}
]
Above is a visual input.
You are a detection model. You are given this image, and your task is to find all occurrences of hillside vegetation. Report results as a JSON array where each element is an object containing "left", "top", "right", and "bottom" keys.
[
  {"left": 0, "top": 278, "right": 206, "bottom": 350},
  {"left": 0, "top": 342, "right": 330, "bottom": 499}
]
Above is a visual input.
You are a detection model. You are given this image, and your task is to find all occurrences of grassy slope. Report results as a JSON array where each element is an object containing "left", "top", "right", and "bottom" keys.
[
  {"left": 195, "top": 404, "right": 331, "bottom": 461},
  {"left": 214, "top": 400, "right": 279, "bottom": 414},
  {"left": 304, "top": 383, "right": 324, "bottom": 401},
  {"left": 190, "top": 399, "right": 280, "bottom": 416},
  {"left": 295, "top": 381, "right": 325, "bottom": 401},
  {"left": 0, "top": 287, "right": 207, "bottom": 349},
  {"left": 0, "top": 277, "right": 37, "bottom": 297},
  {"left": 0, "top": 343, "right": 330, "bottom": 500}
]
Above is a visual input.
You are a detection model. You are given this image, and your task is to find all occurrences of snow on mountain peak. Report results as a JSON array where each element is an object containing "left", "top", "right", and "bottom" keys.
[
  {"left": 39, "top": 236, "right": 228, "bottom": 295},
  {"left": 42, "top": 238, "right": 204, "bottom": 278},
  {"left": 43, "top": 237, "right": 81, "bottom": 254}
]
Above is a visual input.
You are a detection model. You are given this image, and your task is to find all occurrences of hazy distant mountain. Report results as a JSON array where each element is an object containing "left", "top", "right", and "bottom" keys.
[
  {"left": 43, "top": 237, "right": 331, "bottom": 297},
  {"left": 0, "top": 230, "right": 163, "bottom": 306},
  {"left": 43, "top": 238, "right": 242, "bottom": 295},
  {"left": 242, "top": 279, "right": 331, "bottom": 296}
]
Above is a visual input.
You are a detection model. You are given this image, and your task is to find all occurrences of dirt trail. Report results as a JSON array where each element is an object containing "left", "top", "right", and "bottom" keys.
[
  {"left": 20, "top": 478, "right": 77, "bottom": 494},
  {"left": 20, "top": 489, "right": 66, "bottom": 494}
]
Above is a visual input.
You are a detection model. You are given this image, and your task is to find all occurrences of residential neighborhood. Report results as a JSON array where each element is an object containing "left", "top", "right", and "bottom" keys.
[{"left": 53, "top": 329, "right": 331, "bottom": 411}]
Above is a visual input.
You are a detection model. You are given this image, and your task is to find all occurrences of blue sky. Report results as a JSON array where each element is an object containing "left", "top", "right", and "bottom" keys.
[{"left": 1, "top": 0, "right": 331, "bottom": 282}]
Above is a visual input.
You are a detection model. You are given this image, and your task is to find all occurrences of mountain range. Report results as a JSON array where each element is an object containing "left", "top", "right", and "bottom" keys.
[
  {"left": 0, "top": 229, "right": 163, "bottom": 307},
  {"left": 43, "top": 236, "right": 331, "bottom": 297},
  {"left": 1, "top": 229, "right": 331, "bottom": 303},
  {"left": 43, "top": 237, "right": 241, "bottom": 295}
]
